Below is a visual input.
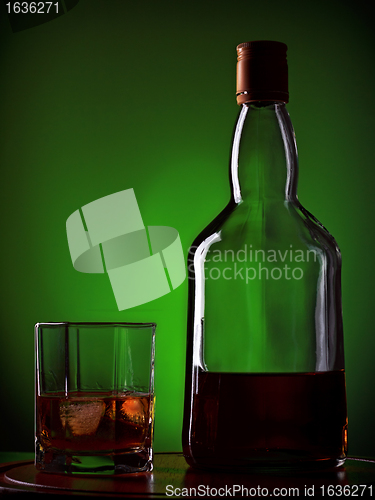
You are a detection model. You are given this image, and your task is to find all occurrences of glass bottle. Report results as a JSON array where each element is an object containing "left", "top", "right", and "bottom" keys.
[{"left": 182, "top": 41, "right": 347, "bottom": 471}]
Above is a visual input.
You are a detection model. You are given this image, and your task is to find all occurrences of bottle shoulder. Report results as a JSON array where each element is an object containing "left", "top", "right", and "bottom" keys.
[{"left": 190, "top": 199, "right": 341, "bottom": 260}]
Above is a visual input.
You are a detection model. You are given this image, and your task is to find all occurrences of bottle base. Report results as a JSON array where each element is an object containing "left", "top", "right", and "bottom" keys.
[{"left": 183, "top": 451, "right": 346, "bottom": 473}]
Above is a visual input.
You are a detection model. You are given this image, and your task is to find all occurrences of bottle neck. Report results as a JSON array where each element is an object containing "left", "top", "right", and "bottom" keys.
[{"left": 230, "top": 102, "right": 298, "bottom": 203}]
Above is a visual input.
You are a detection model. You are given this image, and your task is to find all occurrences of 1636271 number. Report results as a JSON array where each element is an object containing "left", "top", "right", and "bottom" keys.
[
  {"left": 320, "top": 484, "right": 373, "bottom": 496},
  {"left": 5, "top": 2, "right": 59, "bottom": 14}
]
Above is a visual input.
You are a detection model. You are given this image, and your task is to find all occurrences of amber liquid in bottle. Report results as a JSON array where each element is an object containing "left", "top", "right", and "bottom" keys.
[{"left": 183, "top": 370, "right": 347, "bottom": 470}]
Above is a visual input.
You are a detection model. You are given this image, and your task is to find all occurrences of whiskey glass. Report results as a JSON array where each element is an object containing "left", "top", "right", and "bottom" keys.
[{"left": 35, "top": 322, "right": 155, "bottom": 474}]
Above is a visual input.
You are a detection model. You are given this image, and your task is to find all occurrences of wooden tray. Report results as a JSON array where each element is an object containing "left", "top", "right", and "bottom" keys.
[{"left": 0, "top": 454, "right": 374, "bottom": 497}]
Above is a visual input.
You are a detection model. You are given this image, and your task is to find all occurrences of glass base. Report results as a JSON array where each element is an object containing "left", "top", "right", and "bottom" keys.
[{"left": 35, "top": 443, "right": 153, "bottom": 475}]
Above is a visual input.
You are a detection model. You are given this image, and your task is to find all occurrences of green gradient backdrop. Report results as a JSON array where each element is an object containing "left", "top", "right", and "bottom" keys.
[{"left": 0, "top": 0, "right": 374, "bottom": 457}]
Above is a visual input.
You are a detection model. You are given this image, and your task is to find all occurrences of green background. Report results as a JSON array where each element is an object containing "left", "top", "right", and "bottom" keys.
[{"left": 0, "top": 0, "right": 374, "bottom": 457}]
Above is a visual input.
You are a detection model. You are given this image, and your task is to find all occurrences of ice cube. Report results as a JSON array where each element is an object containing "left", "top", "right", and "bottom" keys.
[
  {"left": 120, "top": 396, "right": 148, "bottom": 426},
  {"left": 60, "top": 399, "right": 106, "bottom": 436}
]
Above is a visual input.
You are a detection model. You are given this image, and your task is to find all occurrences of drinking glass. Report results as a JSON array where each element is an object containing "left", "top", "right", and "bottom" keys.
[{"left": 35, "top": 322, "right": 155, "bottom": 474}]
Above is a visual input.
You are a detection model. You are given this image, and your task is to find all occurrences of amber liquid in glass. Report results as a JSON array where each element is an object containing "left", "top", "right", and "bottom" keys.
[
  {"left": 37, "top": 391, "right": 153, "bottom": 454},
  {"left": 183, "top": 370, "right": 347, "bottom": 470}
]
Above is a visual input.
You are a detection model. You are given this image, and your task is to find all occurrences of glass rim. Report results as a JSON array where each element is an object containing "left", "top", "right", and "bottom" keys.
[{"left": 35, "top": 321, "right": 156, "bottom": 329}]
